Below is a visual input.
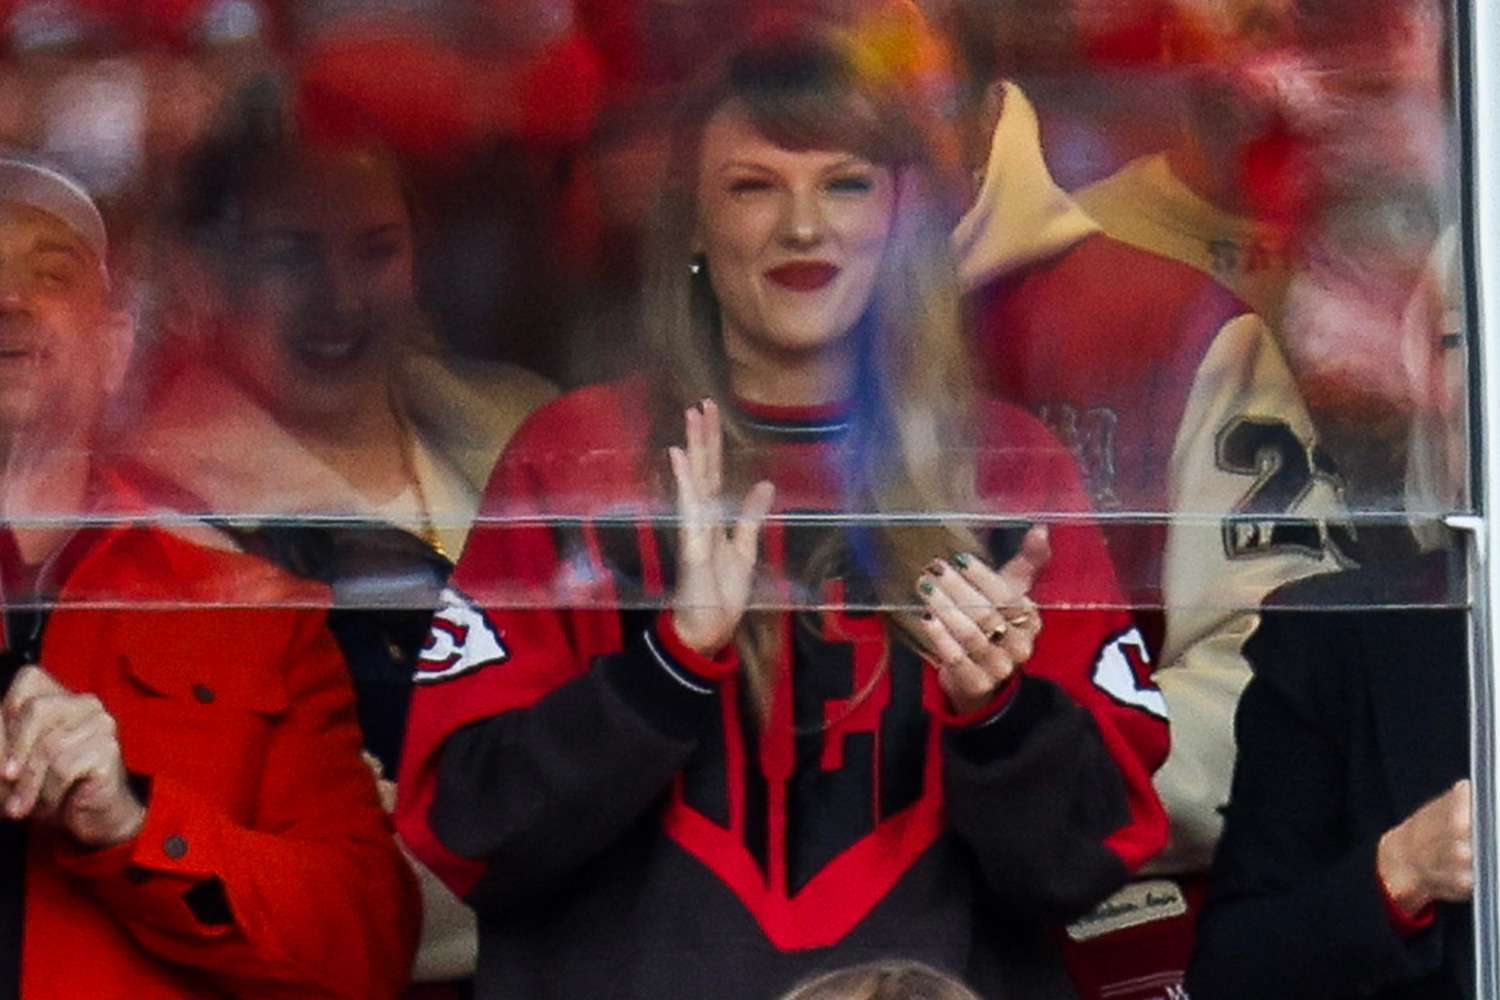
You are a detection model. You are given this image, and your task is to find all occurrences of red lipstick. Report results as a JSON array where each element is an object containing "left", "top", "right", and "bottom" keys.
[{"left": 766, "top": 261, "right": 839, "bottom": 291}]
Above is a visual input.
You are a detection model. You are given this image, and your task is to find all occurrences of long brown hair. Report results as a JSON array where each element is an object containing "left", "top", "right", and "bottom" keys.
[{"left": 641, "top": 20, "right": 982, "bottom": 713}]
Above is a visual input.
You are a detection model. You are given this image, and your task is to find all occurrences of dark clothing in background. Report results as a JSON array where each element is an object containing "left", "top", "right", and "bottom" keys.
[{"left": 1186, "top": 552, "right": 1474, "bottom": 1000}]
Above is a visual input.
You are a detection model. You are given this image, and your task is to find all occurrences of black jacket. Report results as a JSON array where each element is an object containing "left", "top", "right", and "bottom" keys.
[
  {"left": 396, "top": 383, "right": 1172, "bottom": 1000},
  {"left": 1186, "top": 552, "right": 1473, "bottom": 1000}
]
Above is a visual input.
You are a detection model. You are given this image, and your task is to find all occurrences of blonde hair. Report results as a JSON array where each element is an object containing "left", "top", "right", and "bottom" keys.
[
  {"left": 777, "top": 960, "right": 985, "bottom": 1000},
  {"left": 640, "top": 20, "right": 982, "bottom": 715}
]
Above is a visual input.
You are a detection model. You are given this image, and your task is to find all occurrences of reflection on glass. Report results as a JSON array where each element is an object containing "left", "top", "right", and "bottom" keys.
[
  {"left": 0, "top": 2, "right": 1476, "bottom": 997},
  {"left": 128, "top": 89, "right": 554, "bottom": 556}
]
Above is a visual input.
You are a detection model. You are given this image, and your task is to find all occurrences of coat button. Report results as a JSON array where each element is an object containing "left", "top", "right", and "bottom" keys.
[
  {"left": 163, "top": 834, "right": 188, "bottom": 860},
  {"left": 192, "top": 684, "right": 215, "bottom": 704}
]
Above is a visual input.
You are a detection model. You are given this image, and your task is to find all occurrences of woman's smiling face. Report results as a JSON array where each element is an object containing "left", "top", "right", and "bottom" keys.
[
  {"left": 222, "top": 149, "right": 415, "bottom": 425},
  {"left": 695, "top": 102, "right": 897, "bottom": 367}
]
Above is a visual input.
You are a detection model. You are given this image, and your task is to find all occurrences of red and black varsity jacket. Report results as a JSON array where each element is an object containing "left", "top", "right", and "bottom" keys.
[{"left": 396, "top": 379, "right": 1169, "bottom": 1000}]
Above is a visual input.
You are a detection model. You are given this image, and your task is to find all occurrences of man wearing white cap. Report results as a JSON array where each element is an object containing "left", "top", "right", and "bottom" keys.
[
  {"left": 0, "top": 155, "right": 420, "bottom": 999},
  {"left": 0, "top": 157, "right": 129, "bottom": 521}
]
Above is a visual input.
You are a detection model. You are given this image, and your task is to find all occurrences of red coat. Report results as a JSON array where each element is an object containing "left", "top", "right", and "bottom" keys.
[{"left": 11, "top": 525, "right": 420, "bottom": 999}]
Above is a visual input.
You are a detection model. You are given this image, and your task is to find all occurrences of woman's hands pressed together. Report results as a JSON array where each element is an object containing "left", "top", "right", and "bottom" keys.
[
  {"left": 669, "top": 399, "right": 776, "bottom": 657},
  {"left": 917, "top": 526, "right": 1051, "bottom": 715}
]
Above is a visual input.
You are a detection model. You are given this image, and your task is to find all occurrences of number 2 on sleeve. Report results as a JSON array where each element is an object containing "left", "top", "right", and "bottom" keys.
[{"left": 1216, "top": 416, "right": 1360, "bottom": 564}]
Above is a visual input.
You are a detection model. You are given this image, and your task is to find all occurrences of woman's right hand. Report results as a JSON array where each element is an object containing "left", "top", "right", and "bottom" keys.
[{"left": 669, "top": 399, "right": 775, "bottom": 657}]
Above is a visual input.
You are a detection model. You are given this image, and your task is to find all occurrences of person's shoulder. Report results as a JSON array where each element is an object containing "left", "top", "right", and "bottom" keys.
[
  {"left": 1074, "top": 155, "right": 1159, "bottom": 204},
  {"left": 1062, "top": 234, "right": 1247, "bottom": 320},
  {"left": 506, "top": 377, "right": 648, "bottom": 450},
  {"left": 58, "top": 524, "right": 350, "bottom": 708},
  {"left": 983, "top": 230, "right": 1243, "bottom": 321},
  {"left": 489, "top": 378, "right": 654, "bottom": 507},
  {"left": 977, "top": 397, "right": 1067, "bottom": 450},
  {"left": 1260, "top": 550, "right": 1460, "bottom": 612},
  {"left": 974, "top": 397, "right": 1090, "bottom": 502},
  {"left": 491, "top": 362, "right": 561, "bottom": 410},
  {"left": 1246, "top": 552, "right": 1464, "bottom": 711},
  {"left": 62, "top": 520, "right": 332, "bottom": 613},
  {"left": 974, "top": 232, "right": 1251, "bottom": 373},
  {"left": 409, "top": 353, "right": 558, "bottom": 409}
]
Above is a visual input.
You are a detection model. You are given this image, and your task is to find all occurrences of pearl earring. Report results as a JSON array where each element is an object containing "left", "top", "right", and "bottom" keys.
[{"left": 689, "top": 256, "right": 705, "bottom": 276}]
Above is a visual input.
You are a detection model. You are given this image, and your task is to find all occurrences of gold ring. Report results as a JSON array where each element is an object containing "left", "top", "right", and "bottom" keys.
[{"left": 979, "top": 613, "right": 1009, "bottom": 644}]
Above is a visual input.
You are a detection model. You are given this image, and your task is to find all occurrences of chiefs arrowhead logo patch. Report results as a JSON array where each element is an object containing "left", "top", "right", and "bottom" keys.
[
  {"left": 1092, "top": 627, "right": 1168, "bottom": 720},
  {"left": 414, "top": 587, "right": 509, "bottom": 684}
]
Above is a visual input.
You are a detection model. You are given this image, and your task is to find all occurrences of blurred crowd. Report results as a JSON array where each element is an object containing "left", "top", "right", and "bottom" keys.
[{"left": 0, "top": 0, "right": 1463, "bottom": 518}]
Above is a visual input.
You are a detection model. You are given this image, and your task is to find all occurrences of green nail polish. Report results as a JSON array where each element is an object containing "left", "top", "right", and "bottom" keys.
[
  {"left": 951, "top": 553, "right": 970, "bottom": 570},
  {"left": 918, "top": 580, "right": 934, "bottom": 596}
]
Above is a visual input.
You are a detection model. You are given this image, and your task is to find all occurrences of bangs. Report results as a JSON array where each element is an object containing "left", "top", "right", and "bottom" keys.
[{"left": 724, "top": 29, "right": 918, "bottom": 166}]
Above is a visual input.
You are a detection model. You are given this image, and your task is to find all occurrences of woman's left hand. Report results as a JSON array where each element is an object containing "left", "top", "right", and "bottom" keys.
[{"left": 916, "top": 526, "right": 1049, "bottom": 716}]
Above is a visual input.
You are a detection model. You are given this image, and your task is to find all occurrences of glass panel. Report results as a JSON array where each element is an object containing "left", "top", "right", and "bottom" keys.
[{"left": 0, "top": 3, "right": 1480, "bottom": 998}]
